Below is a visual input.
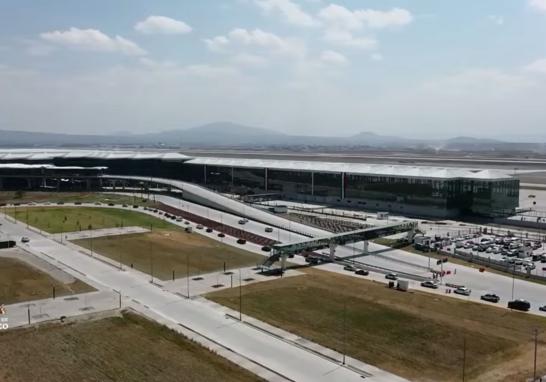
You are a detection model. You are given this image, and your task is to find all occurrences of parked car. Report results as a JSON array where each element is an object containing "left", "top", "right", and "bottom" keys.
[
  {"left": 385, "top": 273, "right": 398, "bottom": 280},
  {"left": 343, "top": 265, "right": 356, "bottom": 272},
  {"left": 217, "top": 233, "right": 225, "bottom": 238},
  {"left": 355, "top": 269, "right": 369, "bottom": 276},
  {"left": 21, "top": 237, "right": 30, "bottom": 243},
  {"left": 196, "top": 224, "right": 204, "bottom": 230},
  {"left": 265, "top": 227, "right": 273, "bottom": 233},
  {"left": 539, "top": 305, "right": 546, "bottom": 312},
  {"left": 236, "top": 238, "right": 246, "bottom": 244},
  {"left": 421, "top": 280, "right": 439, "bottom": 289},
  {"left": 454, "top": 287, "right": 471, "bottom": 296},
  {"left": 238, "top": 219, "right": 248, "bottom": 225},
  {"left": 206, "top": 228, "right": 213, "bottom": 233},
  {"left": 508, "top": 299, "right": 531, "bottom": 311},
  {"left": 480, "top": 293, "right": 500, "bottom": 303},
  {"left": 261, "top": 246, "right": 271, "bottom": 252}
]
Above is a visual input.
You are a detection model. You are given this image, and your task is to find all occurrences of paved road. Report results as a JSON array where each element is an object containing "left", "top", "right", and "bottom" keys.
[
  {"left": 0, "top": 214, "right": 406, "bottom": 382},
  {"left": 149, "top": 194, "right": 546, "bottom": 315}
]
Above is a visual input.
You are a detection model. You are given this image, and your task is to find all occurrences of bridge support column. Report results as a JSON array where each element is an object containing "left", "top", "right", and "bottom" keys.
[
  {"left": 363, "top": 241, "right": 369, "bottom": 253},
  {"left": 280, "top": 254, "right": 287, "bottom": 273},
  {"left": 0, "top": 177, "right": 3, "bottom": 190},
  {"left": 329, "top": 242, "right": 337, "bottom": 261}
]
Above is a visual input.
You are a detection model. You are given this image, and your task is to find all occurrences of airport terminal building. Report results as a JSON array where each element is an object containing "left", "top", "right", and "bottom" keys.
[{"left": 0, "top": 150, "right": 519, "bottom": 218}]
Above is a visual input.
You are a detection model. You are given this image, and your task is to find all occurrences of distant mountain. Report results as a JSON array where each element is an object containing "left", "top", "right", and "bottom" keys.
[
  {"left": 145, "top": 122, "right": 287, "bottom": 146},
  {"left": 0, "top": 122, "right": 545, "bottom": 152}
]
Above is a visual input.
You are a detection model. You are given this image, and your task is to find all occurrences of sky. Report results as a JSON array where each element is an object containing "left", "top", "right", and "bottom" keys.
[{"left": 1, "top": 0, "right": 546, "bottom": 140}]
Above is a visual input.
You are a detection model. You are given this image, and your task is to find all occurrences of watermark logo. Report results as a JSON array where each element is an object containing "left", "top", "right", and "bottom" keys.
[{"left": 0, "top": 304, "right": 8, "bottom": 330}]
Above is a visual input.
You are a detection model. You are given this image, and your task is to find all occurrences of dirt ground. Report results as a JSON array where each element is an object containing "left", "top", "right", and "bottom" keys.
[
  {"left": 0, "top": 311, "right": 261, "bottom": 382},
  {"left": 74, "top": 230, "right": 265, "bottom": 280},
  {"left": 0, "top": 257, "right": 93, "bottom": 305},
  {"left": 208, "top": 268, "right": 546, "bottom": 382}
]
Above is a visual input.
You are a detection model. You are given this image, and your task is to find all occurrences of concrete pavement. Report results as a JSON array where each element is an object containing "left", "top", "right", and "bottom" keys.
[{"left": 0, "top": 213, "right": 406, "bottom": 382}]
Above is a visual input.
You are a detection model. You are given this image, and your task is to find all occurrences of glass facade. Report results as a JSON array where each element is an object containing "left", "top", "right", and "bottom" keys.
[
  {"left": 345, "top": 175, "right": 449, "bottom": 208},
  {"left": 314, "top": 172, "right": 341, "bottom": 198},
  {"left": 0, "top": 156, "right": 520, "bottom": 217},
  {"left": 267, "top": 170, "right": 312, "bottom": 194},
  {"left": 447, "top": 179, "right": 519, "bottom": 216},
  {"left": 234, "top": 168, "right": 265, "bottom": 193}
]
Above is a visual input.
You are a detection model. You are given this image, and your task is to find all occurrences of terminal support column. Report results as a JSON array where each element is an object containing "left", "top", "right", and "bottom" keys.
[
  {"left": 363, "top": 241, "right": 369, "bottom": 253},
  {"left": 280, "top": 253, "right": 287, "bottom": 272},
  {"left": 341, "top": 172, "right": 345, "bottom": 200},
  {"left": 329, "top": 242, "right": 337, "bottom": 260},
  {"left": 264, "top": 168, "right": 268, "bottom": 192}
]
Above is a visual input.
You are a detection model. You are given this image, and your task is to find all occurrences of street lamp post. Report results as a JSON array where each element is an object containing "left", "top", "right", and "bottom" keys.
[
  {"left": 186, "top": 253, "right": 190, "bottom": 298},
  {"left": 239, "top": 268, "right": 242, "bottom": 321},
  {"left": 533, "top": 328, "right": 538, "bottom": 381}
]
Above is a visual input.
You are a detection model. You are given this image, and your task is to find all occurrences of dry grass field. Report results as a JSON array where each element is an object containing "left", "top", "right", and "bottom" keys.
[
  {"left": 74, "top": 230, "right": 265, "bottom": 280},
  {"left": 0, "top": 312, "right": 261, "bottom": 382},
  {"left": 0, "top": 191, "right": 156, "bottom": 207},
  {"left": 6, "top": 206, "right": 172, "bottom": 233},
  {"left": 0, "top": 257, "right": 93, "bottom": 304},
  {"left": 208, "top": 268, "right": 546, "bottom": 382}
]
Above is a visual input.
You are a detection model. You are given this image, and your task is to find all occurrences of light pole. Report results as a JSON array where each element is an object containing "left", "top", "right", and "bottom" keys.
[
  {"left": 533, "top": 328, "right": 538, "bottom": 381},
  {"left": 342, "top": 302, "right": 347, "bottom": 365},
  {"left": 511, "top": 263, "right": 516, "bottom": 301},
  {"left": 462, "top": 337, "right": 467, "bottom": 382},
  {"left": 239, "top": 268, "right": 242, "bottom": 321},
  {"left": 89, "top": 226, "right": 93, "bottom": 257},
  {"left": 186, "top": 253, "right": 190, "bottom": 298}
]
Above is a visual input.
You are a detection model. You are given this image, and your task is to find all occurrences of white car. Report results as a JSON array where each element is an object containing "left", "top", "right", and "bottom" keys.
[{"left": 454, "top": 287, "right": 471, "bottom": 296}]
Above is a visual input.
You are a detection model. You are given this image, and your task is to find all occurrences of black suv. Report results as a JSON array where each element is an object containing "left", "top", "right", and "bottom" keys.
[{"left": 508, "top": 299, "right": 531, "bottom": 311}]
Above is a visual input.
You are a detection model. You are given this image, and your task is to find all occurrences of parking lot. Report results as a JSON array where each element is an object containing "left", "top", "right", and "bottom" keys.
[{"left": 417, "top": 231, "right": 546, "bottom": 277}]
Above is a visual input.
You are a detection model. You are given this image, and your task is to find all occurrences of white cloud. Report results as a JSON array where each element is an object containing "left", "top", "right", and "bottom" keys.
[
  {"left": 371, "top": 53, "right": 383, "bottom": 61},
  {"left": 205, "top": 28, "right": 304, "bottom": 58},
  {"left": 524, "top": 58, "right": 546, "bottom": 74},
  {"left": 204, "top": 36, "right": 230, "bottom": 53},
  {"left": 230, "top": 53, "right": 269, "bottom": 67},
  {"left": 135, "top": 15, "right": 192, "bottom": 35},
  {"left": 317, "top": 4, "right": 410, "bottom": 50},
  {"left": 488, "top": 15, "right": 504, "bottom": 25},
  {"left": 255, "top": 0, "right": 316, "bottom": 27},
  {"left": 21, "top": 39, "right": 56, "bottom": 56},
  {"left": 529, "top": 0, "right": 546, "bottom": 13},
  {"left": 320, "top": 50, "right": 348, "bottom": 65},
  {"left": 323, "top": 29, "right": 377, "bottom": 50},
  {"left": 318, "top": 4, "right": 413, "bottom": 30},
  {"left": 357, "top": 8, "right": 413, "bottom": 29},
  {"left": 40, "top": 28, "right": 146, "bottom": 55}
]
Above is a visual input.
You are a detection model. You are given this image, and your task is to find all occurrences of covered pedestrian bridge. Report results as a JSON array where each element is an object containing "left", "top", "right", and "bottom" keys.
[{"left": 265, "top": 221, "right": 418, "bottom": 269}]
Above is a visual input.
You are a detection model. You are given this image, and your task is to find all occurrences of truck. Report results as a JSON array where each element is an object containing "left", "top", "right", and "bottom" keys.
[{"left": 397, "top": 280, "right": 409, "bottom": 292}]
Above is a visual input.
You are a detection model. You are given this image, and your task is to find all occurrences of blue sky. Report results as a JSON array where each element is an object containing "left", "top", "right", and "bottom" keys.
[{"left": 1, "top": 0, "right": 546, "bottom": 140}]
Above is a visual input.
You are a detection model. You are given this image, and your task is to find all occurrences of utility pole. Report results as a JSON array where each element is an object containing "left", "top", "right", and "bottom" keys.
[
  {"left": 511, "top": 264, "right": 516, "bottom": 301},
  {"left": 186, "top": 253, "right": 190, "bottom": 298},
  {"left": 462, "top": 337, "right": 467, "bottom": 382},
  {"left": 239, "top": 268, "right": 242, "bottom": 321},
  {"left": 342, "top": 302, "right": 347, "bottom": 365},
  {"left": 533, "top": 328, "right": 538, "bottom": 381}
]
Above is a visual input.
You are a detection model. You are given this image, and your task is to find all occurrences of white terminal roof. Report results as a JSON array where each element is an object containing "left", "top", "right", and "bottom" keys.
[
  {"left": 186, "top": 157, "right": 515, "bottom": 180},
  {"left": 0, "top": 149, "right": 516, "bottom": 180},
  {"left": 0, "top": 163, "right": 106, "bottom": 170},
  {"left": 0, "top": 149, "right": 191, "bottom": 162}
]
